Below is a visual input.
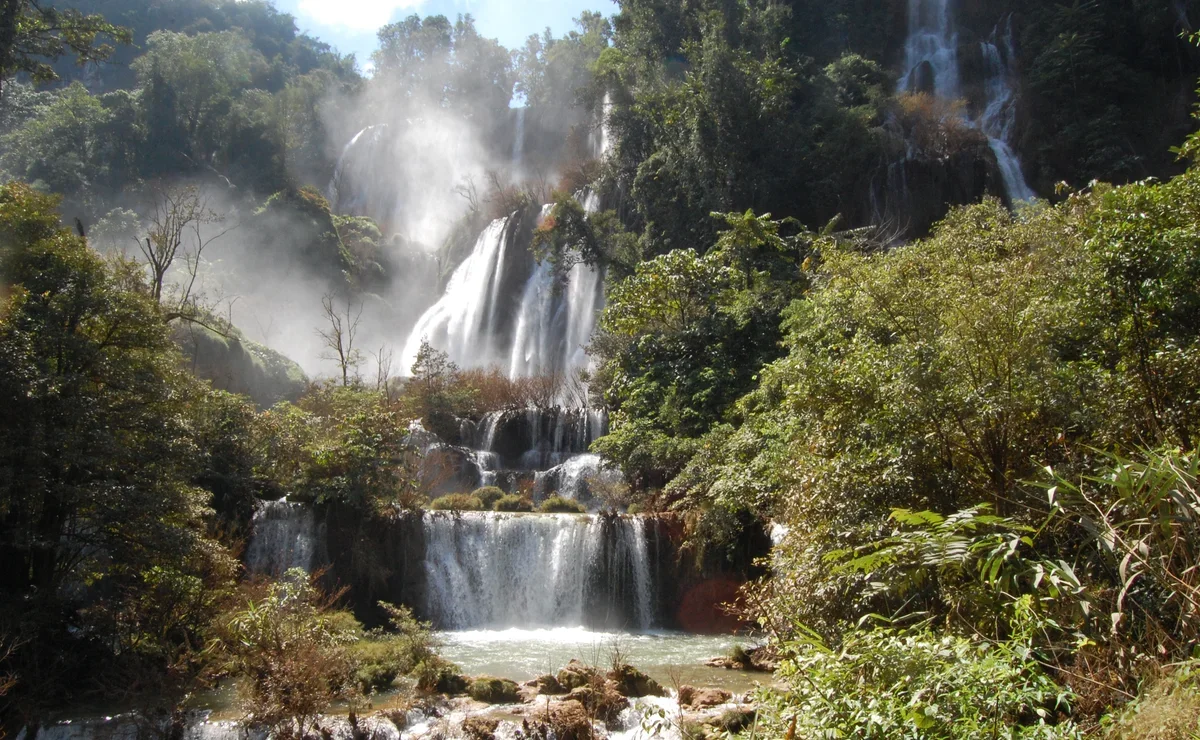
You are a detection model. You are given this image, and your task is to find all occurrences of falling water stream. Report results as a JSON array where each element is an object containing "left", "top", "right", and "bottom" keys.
[{"left": 901, "top": 0, "right": 1035, "bottom": 202}]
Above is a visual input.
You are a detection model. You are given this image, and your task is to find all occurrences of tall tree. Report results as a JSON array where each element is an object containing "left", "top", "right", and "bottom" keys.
[{"left": 0, "top": 0, "right": 129, "bottom": 96}]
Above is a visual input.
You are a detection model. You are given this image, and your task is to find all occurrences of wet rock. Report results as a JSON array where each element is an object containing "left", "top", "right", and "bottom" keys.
[
  {"left": 461, "top": 716, "right": 499, "bottom": 740},
  {"left": 607, "top": 664, "right": 665, "bottom": 697},
  {"left": 556, "top": 659, "right": 603, "bottom": 691},
  {"left": 678, "top": 686, "right": 732, "bottom": 709},
  {"left": 467, "top": 676, "right": 520, "bottom": 704},
  {"left": 530, "top": 673, "right": 566, "bottom": 695},
  {"left": 566, "top": 683, "right": 629, "bottom": 723}
]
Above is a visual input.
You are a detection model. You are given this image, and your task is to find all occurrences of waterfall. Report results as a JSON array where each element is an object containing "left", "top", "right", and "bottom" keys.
[
  {"left": 328, "top": 124, "right": 387, "bottom": 212},
  {"left": 400, "top": 217, "right": 512, "bottom": 372},
  {"left": 900, "top": 0, "right": 958, "bottom": 98},
  {"left": 900, "top": 1, "right": 1035, "bottom": 202},
  {"left": 245, "top": 501, "right": 320, "bottom": 576},
  {"left": 403, "top": 194, "right": 606, "bottom": 397},
  {"left": 979, "top": 19, "right": 1036, "bottom": 202},
  {"left": 513, "top": 107, "right": 526, "bottom": 166},
  {"left": 421, "top": 512, "right": 655, "bottom": 630},
  {"left": 534, "top": 453, "right": 623, "bottom": 504}
]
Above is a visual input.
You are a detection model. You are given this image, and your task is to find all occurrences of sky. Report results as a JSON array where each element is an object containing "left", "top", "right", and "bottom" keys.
[{"left": 273, "top": 0, "right": 620, "bottom": 73}]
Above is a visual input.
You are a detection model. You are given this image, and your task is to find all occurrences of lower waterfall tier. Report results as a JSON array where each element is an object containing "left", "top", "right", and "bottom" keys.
[
  {"left": 423, "top": 512, "right": 653, "bottom": 630},
  {"left": 244, "top": 503, "right": 668, "bottom": 631}
]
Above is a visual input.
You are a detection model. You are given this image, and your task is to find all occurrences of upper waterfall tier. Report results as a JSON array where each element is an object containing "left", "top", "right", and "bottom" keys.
[
  {"left": 898, "top": 1, "right": 1035, "bottom": 203},
  {"left": 400, "top": 197, "right": 605, "bottom": 405}
]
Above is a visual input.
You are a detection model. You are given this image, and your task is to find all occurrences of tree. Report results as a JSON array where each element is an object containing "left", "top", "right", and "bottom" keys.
[
  {"left": 317, "top": 293, "right": 362, "bottom": 386},
  {"left": 137, "top": 181, "right": 228, "bottom": 317},
  {"left": 0, "top": 0, "right": 130, "bottom": 97},
  {"left": 0, "top": 183, "right": 236, "bottom": 719}
]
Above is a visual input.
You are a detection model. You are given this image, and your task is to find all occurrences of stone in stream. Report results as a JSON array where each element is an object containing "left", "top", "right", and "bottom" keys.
[
  {"left": 607, "top": 663, "right": 665, "bottom": 697},
  {"left": 678, "top": 685, "right": 733, "bottom": 709}
]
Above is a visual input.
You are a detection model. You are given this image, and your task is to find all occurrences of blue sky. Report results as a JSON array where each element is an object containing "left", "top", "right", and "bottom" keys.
[{"left": 273, "top": 0, "right": 619, "bottom": 72}]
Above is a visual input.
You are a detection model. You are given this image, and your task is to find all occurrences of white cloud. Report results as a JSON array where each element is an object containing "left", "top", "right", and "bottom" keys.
[{"left": 296, "top": 0, "right": 425, "bottom": 32}]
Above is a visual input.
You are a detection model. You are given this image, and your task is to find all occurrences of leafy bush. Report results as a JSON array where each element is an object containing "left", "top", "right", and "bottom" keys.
[
  {"left": 538, "top": 494, "right": 587, "bottom": 513},
  {"left": 214, "top": 570, "right": 359, "bottom": 737},
  {"left": 467, "top": 675, "right": 520, "bottom": 704},
  {"left": 414, "top": 657, "right": 468, "bottom": 695},
  {"left": 471, "top": 486, "right": 505, "bottom": 509},
  {"left": 429, "top": 493, "right": 485, "bottom": 511},
  {"left": 758, "top": 605, "right": 1080, "bottom": 739},
  {"left": 493, "top": 494, "right": 533, "bottom": 512},
  {"left": 349, "top": 602, "right": 438, "bottom": 694}
]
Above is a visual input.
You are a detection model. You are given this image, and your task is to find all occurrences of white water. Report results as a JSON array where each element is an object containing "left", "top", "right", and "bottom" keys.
[
  {"left": 401, "top": 195, "right": 605, "bottom": 399},
  {"left": 422, "top": 512, "right": 654, "bottom": 630},
  {"left": 534, "top": 453, "right": 623, "bottom": 504},
  {"left": 900, "top": 0, "right": 1035, "bottom": 202},
  {"left": 980, "top": 19, "right": 1036, "bottom": 202},
  {"left": 243, "top": 501, "right": 318, "bottom": 576},
  {"left": 400, "top": 217, "right": 512, "bottom": 372}
]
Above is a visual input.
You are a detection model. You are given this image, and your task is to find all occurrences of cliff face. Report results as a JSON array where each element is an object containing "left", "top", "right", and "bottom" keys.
[{"left": 175, "top": 323, "right": 308, "bottom": 408}]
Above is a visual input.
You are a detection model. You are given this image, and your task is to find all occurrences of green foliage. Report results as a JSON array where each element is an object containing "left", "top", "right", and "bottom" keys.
[
  {"left": 471, "top": 486, "right": 505, "bottom": 509},
  {"left": 0, "top": 0, "right": 130, "bottom": 93},
  {"left": 429, "top": 493, "right": 485, "bottom": 511},
  {"left": 255, "top": 384, "right": 422, "bottom": 514},
  {"left": 759, "top": 602, "right": 1080, "bottom": 739},
  {"left": 372, "top": 14, "right": 512, "bottom": 120},
  {"left": 591, "top": 212, "right": 808, "bottom": 490},
  {"left": 1047, "top": 448, "right": 1200, "bottom": 651},
  {"left": 493, "top": 494, "right": 533, "bottom": 512},
  {"left": 414, "top": 657, "right": 468, "bottom": 695},
  {"left": 214, "top": 570, "right": 358, "bottom": 735},
  {"left": 467, "top": 676, "right": 520, "bottom": 704},
  {"left": 0, "top": 182, "right": 237, "bottom": 716},
  {"left": 349, "top": 601, "right": 436, "bottom": 694},
  {"left": 538, "top": 495, "right": 586, "bottom": 514}
]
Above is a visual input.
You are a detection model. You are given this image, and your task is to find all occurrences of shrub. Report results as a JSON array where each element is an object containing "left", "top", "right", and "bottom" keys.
[
  {"left": 493, "top": 494, "right": 533, "bottom": 512},
  {"left": 757, "top": 605, "right": 1080, "bottom": 739},
  {"left": 467, "top": 675, "right": 520, "bottom": 704},
  {"left": 538, "top": 494, "right": 587, "bottom": 513},
  {"left": 1102, "top": 661, "right": 1200, "bottom": 739},
  {"left": 472, "top": 486, "right": 505, "bottom": 509},
  {"left": 214, "top": 570, "right": 359, "bottom": 737},
  {"left": 429, "top": 493, "right": 485, "bottom": 511},
  {"left": 414, "top": 657, "right": 468, "bottom": 695}
]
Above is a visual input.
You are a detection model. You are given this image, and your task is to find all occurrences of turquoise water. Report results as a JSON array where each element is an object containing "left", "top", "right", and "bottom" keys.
[{"left": 435, "top": 628, "right": 769, "bottom": 693}]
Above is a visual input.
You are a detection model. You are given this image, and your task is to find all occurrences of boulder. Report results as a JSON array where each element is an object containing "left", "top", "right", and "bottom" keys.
[
  {"left": 461, "top": 716, "right": 499, "bottom": 740},
  {"left": 545, "top": 699, "right": 593, "bottom": 740},
  {"left": 556, "top": 659, "right": 603, "bottom": 691},
  {"left": 566, "top": 684, "right": 628, "bottom": 723},
  {"left": 467, "top": 676, "right": 521, "bottom": 704},
  {"left": 678, "top": 685, "right": 732, "bottom": 709},
  {"left": 531, "top": 673, "right": 566, "bottom": 695},
  {"left": 607, "top": 663, "right": 665, "bottom": 697}
]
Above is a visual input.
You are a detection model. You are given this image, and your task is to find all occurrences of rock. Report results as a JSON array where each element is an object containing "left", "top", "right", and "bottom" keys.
[
  {"left": 678, "top": 685, "right": 732, "bottom": 709},
  {"left": 467, "top": 676, "right": 521, "bottom": 704},
  {"left": 713, "top": 707, "right": 757, "bottom": 733},
  {"left": 607, "top": 663, "right": 665, "bottom": 697},
  {"left": 461, "top": 716, "right": 499, "bottom": 740},
  {"left": 566, "top": 683, "right": 629, "bottom": 723},
  {"left": 532, "top": 673, "right": 566, "bottom": 695},
  {"left": 556, "top": 659, "right": 603, "bottom": 691},
  {"left": 538, "top": 699, "right": 592, "bottom": 740}
]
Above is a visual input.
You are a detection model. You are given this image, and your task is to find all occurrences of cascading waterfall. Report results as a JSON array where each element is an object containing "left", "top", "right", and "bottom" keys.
[
  {"left": 244, "top": 501, "right": 320, "bottom": 576},
  {"left": 400, "top": 217, "right": 513, "bottom": 370},
  {"left": 900, "top": 0, "right": 1035, "bottom": 202},
  {"left": 900, "top": 0, "right": 959, "bottom": 98},
  {"left": 422, "top": 512, "right": 654, "bottom": 630},
  {"left": 402, "top": 192, "right": 606, "bottom": 404},
  {"left": 980, "top": 19, "right": 1036, "bottom": 202},
  {"left": 512, "top": 107, "right": 526, "bottom": 166}
]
